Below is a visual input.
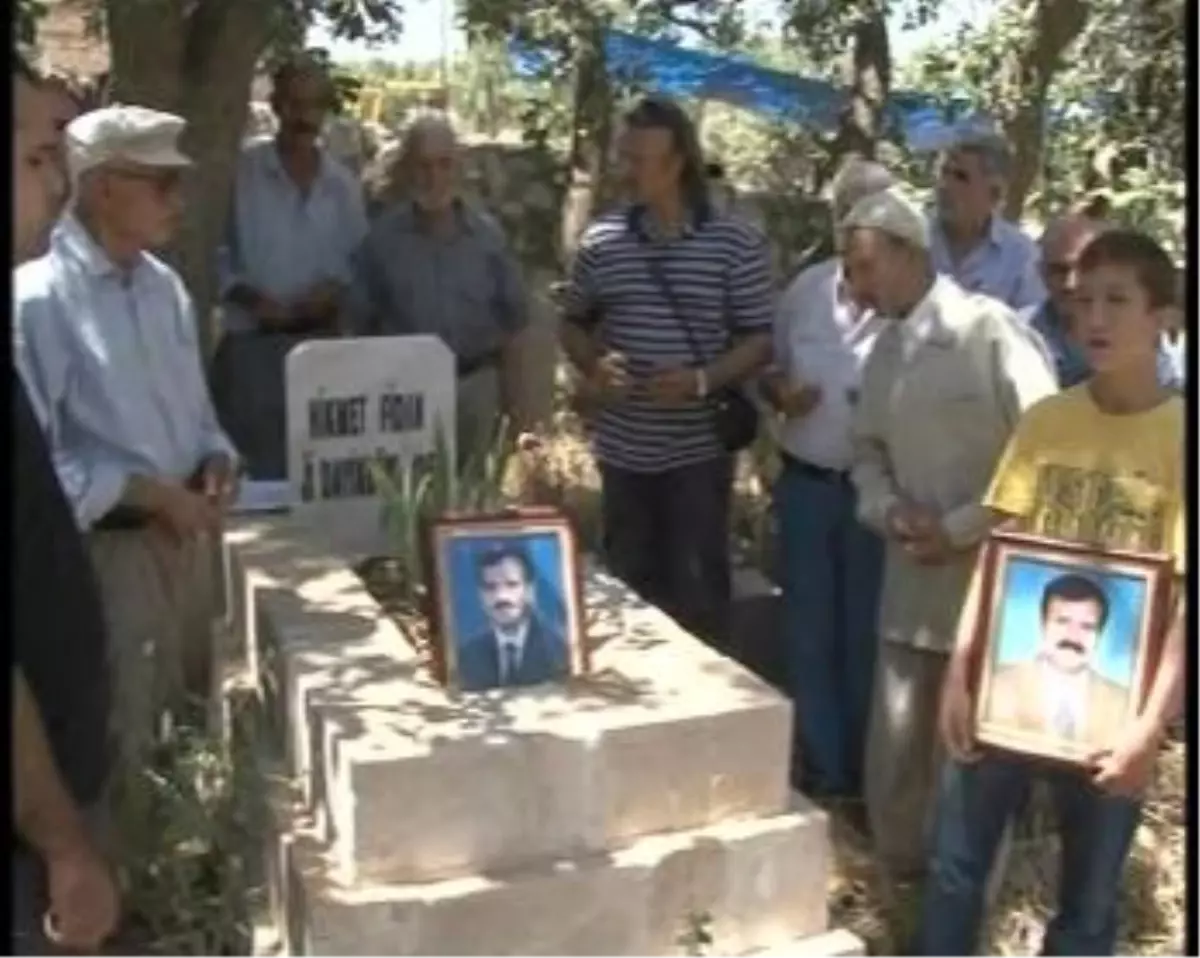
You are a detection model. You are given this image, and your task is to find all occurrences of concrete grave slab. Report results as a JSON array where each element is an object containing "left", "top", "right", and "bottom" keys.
[{"left": 224, "top": 515, "right": 791, "bottom": 884}]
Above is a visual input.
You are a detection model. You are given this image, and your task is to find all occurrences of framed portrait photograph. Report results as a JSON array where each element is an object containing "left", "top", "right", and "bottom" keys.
[
  {"left": 973, "top": 530, "right": 1174, "bottom": 765},
  {"left": 424, "top": 508, "right": 588, "bottom": 692}
]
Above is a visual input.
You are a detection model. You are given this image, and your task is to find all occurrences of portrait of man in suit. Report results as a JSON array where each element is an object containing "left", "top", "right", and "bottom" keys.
[
  {"left": 984, "top": 571, "right": 1131, "bottom": 748},
  {"left": 454, "top": 542, "right": 569, "bottom": 692}
]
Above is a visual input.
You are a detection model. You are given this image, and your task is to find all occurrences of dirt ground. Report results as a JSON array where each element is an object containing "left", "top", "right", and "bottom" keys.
[{"left": 823, "top": 738, "right": 1186, "bottom": 954}]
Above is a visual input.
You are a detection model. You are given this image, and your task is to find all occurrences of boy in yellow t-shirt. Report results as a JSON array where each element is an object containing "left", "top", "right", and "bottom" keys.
[{"left": 914, "top": 230, "right": 1187, "bottom": 956}]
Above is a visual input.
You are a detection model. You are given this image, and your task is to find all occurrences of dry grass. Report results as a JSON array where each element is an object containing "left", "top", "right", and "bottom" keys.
[
  {"left": 519, "top": 408, "right": 1187, "bottom": 958},
  {"left": 823, "top": 739, "right": 1186, "bottom": 955}
]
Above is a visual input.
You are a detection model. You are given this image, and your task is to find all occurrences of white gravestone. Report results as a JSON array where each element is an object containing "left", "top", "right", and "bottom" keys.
[{"left": 286, "top": 335, "right": 456, "bottom": 555}]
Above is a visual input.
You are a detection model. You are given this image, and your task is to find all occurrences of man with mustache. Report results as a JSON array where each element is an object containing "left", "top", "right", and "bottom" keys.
[
  {"left": 214, "top": 54, "right": 369, "bottom": 479},
  {"left": 929, "top": 132, "right": 1044, "bottom": 312},
  {"left": 985, "top": 573, "right": 1128, "bottom": 747},
  {"left": 456, "top": 545, "right": 568, "bottom": 692}
]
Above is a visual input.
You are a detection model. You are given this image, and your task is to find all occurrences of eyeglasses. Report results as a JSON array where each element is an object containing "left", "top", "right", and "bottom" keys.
[{"left": 106, "top": 167, "right": 186, "bottom": 196}]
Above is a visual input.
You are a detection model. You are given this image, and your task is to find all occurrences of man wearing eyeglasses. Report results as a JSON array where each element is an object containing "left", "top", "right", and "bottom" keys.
[
  {"left": 14, "top": 105, "right": 239, "bottom": 772},
  {"left": 930, "top": 133, "right": 1045, "bottom": 313},
  {"left": 1028, "top": 212, "right": 1183, "bottom": 390}
]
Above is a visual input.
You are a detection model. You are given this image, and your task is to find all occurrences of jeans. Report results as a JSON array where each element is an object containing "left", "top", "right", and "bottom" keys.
[
  {"left": 915, "top": 753, "right": 1141, "bottom": 956},
  {"left": 600, "top": 457, "right": 734, "bottom": 644},
  {"left": 774, "top": 458, "right": 883, "bottom": 794}
]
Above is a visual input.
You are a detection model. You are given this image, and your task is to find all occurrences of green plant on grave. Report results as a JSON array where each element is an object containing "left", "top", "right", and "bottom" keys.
[
  {"left": 369, "top": 418, "right": 518, "bottom": 604},
  {"left": 111, "top": 697, "right": 270, "bottom": 955},
  {"left": 676, "top": 908, "right": 715, "bottom": 956}
]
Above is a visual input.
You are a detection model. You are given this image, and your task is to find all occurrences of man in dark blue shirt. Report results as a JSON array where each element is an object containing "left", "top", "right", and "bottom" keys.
[{"left": 12, "top": 54, "right": 119, "bottom": 954}]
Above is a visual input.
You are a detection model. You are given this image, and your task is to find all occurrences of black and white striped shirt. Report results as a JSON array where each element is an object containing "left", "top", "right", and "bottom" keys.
[{"left": 563, "top": 205, "right": 774, "bottom": 472}]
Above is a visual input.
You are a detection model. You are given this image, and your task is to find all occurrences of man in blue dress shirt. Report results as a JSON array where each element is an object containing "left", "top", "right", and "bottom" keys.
[
  {"left": 14, "top": 104, "right": 240, "bottom": 769},
  {"left": 929, "top": 132, "right": 1046, "bottom": 312}
]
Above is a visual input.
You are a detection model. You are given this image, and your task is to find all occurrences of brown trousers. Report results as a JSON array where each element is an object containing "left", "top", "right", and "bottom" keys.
[{"left": 87, "top": 528, "right": 217, "bottom": 769}]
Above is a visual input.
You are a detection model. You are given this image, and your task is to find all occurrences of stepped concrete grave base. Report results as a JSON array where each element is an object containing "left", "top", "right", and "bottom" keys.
[{"left": 223, "top": 515, "right": 859, "bottom": 954}]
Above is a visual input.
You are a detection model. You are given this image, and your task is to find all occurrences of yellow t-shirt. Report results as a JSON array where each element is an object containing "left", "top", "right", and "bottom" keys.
[{"left": 984, "top": 384, "right": 1186, "bottom": 575}]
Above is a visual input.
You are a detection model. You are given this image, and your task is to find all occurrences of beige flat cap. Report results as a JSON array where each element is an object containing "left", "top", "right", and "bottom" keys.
[
  {"left": 67, "top": 104, "right": 193, "bottom": 178},
  {"left": 840, "top": 184, "right": 931, "bottom": 251}
]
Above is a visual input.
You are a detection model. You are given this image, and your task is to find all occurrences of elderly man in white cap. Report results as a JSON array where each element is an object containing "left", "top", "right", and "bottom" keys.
[
  {"left": 14, "top": 104, "right": 239, "bottom": 771},
  {"left": 764, "top": 157, "right": 895, "bottom": 800},
  {"left": 842, "top": 185, "right": 1056, "bottom": 886}
]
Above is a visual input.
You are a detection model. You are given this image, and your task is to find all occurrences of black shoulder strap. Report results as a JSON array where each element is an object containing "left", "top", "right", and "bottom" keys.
[{"left": 632, "top": 206, "right": 733, "bottom": 365}]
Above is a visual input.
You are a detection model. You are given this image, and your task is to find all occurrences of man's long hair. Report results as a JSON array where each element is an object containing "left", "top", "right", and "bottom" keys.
[{"left": 623, "top": 95, "right": 710, "bottom": 215}]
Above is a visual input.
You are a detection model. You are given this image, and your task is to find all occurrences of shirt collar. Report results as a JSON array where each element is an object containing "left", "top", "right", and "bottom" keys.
[
  {"left": 897, "top": 274, "right": 958, "bottom": 349},
  {"left": 393, "top": 197, "right": 476, "bottom": 236},
  {"left": 627, "top": 202, "right": 712, "bottom": 243},
  {"left": 931, "top": 211, "right": 1005, "bottom": 253},
  {"left": 52, "top": 212, "right": 149, "bottom": 281},
  {"left": 495, "top": 619, "right": 530, "bottom": 651},
  {"left": 262, "top": 140, "right": 337, "bottom": 196}
]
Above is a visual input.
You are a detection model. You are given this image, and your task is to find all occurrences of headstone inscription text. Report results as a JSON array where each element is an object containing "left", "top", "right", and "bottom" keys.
[{"left": 285, "top": 336, "right": 456, "bottom": 542}]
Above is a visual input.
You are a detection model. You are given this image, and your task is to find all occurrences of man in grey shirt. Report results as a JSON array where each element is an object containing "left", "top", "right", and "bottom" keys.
[{"left": 349, "top": 113, "right": 528, "bottom": 460}]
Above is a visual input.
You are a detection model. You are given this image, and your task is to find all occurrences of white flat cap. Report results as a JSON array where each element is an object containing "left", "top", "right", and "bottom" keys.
[
  {"left": 66, "top": 104, "right": 192, "bottom": 178},
  {"left": 840, "top": 185, "right": 930, "bottom": 251},
  {"left": 830, "top": 158, "right": 895, "bottom": 216}
]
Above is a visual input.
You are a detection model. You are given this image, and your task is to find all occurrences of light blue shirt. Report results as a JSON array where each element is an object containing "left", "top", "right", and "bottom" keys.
[
  {"left": 929, "top": 213, "right": 1046, "bottom": 313},
  {"left": 14, "top": 214, "right": 237, "bottom": 530},
  {"left": 218, "top": 138, "right": 368, "bottom": 333}
]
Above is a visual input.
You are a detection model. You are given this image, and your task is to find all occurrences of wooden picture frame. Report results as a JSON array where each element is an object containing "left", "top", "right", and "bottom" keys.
[
  {"left": 972, "top": 530, "right": 1174, "bottom": 765},
  {"left": 422, "top": 507, "right": 589, "bottom": 692}
]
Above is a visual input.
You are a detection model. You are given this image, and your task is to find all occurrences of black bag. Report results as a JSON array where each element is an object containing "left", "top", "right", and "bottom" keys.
[{"left": 644, "top": 255, "right": 760, "bottom": 453}]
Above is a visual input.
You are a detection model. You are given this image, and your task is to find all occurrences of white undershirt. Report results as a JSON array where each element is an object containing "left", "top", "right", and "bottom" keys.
[
  {"left": 772, "top": 258, "right": 887, "bottom": 471},
  {"left": 493, "top": 619, "right": 531, "bottom": 680},
  {"left": 1037, "top": 659, "right": 1088, "bottom": 737}
]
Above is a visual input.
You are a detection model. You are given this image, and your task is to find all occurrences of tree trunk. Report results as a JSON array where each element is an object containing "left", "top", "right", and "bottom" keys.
[
  {"left": 567, "top": 17, "right": 613, "bottom": 201},
  {"left": 562, "top": 16, "right": 614, "bottom": 253},
  {"left": 1000, "top": 0, "right": 1089, "bottom": 220},
  {"left": 814, "top": 6, "right": 890, "bottom": 193},
  {"left": 105, "top": 0, "right": 278, "bottom": 358}
]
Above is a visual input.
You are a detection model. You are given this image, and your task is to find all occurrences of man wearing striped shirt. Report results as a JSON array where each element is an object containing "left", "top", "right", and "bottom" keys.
[{"left": 560, "top": 96, "right": 774, "bottom": 643}]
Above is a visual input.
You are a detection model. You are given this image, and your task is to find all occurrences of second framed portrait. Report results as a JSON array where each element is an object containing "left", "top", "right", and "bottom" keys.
[
  {"left": 424, "top": 508, "right": 588, "bottom": 693},
  {"left": 973, "top": 530, "right": 1174, "bottom": 765}
]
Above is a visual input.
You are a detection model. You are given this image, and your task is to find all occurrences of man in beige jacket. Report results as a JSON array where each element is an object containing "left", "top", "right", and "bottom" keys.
[{"left": 841, "top": 186, "right": 1057, "bottom": 885}]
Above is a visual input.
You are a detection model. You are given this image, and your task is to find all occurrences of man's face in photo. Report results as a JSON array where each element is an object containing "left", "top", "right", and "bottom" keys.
[
  {"left": 1040, "top": 596, "right": 1103, "bottom": 675},
  {"left": 479, "top": 556, "right": 533, "bottom": 632}
]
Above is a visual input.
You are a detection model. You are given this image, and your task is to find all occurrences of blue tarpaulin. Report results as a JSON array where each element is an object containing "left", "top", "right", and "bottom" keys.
[{"left": 510, "top": 28, "right": 997, "bottom": 150}]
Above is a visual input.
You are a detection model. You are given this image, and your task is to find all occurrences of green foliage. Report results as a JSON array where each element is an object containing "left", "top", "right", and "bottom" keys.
[
  {"left": 370, "top": 422, "right": 518, "bottom": 601},
  {"left": 782, "top": 0, "right": 943, "bottom": 73},
  {"left": 16, "top": 0, "right": 47, "bottom": 52},
  {"left": 677, "top": 909, "right": 715, "bottom": 956},
  {"left": 112, "top": 701, "right": 268, "bottom": 955},
  {"left": 899, "top": 0, "right": 1185, "bottom": 253}
]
